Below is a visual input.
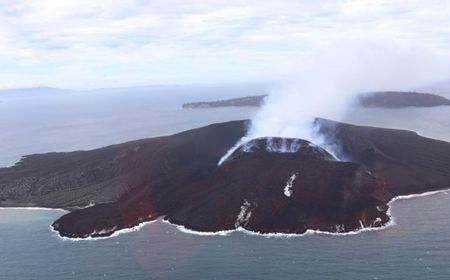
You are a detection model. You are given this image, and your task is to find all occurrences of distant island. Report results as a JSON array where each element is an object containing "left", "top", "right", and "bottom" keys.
[
  {"left": 358, "top": 91, "right": 450, "bottom": 108},
  {"left": 182, "top": 95, "right": 268, "bottom": 108},
  {"left": 0, "top": 87, "right": 73, "bottom": 97},
  {"left": 1, "top": 119, "right": 450, "bottom": 239},
  {"left": 182, "top": 91, "right": 450, "bottom": 109}
]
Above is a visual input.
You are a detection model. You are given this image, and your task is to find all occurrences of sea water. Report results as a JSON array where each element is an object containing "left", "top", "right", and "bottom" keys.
[{"left": 1, "top": 85, "right": 450, "bottom": 279}]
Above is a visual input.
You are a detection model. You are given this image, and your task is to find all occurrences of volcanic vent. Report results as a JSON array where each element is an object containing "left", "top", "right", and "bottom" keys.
[{"left": 224, "top": 137, "right": 336, "bottom": 163}]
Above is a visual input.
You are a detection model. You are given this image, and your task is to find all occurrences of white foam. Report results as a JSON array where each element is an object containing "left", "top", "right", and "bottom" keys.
[
  {"left": 236, "top": 227, "right": 303, "bottom": 238},
  {"left": 389, "top": 189, "right": 448, "bottom": 202},
  {"left": 161, "top": 220, "right": 234, "bottom": 236},
  {"left": 162, "top": 188, "right": 450, "bottom": 239},
  {"left": 159, "top": 217, "right": 390, "bottom": 238},
  {"left": 0, "top": 207, "right": 68, "bottom": 212},
  {"left": 51, "top": 218, "right": 158, "bottom": 241},
  {"left": 44, "top": 187, "right": 450, "bottom": 241}
]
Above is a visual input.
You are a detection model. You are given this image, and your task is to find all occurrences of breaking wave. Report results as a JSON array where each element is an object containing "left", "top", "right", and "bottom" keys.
[
  {"left": 51, "top": 219, "right": 158, "bottom": 241},
  {"left": 146, "top": 189, "right": 450, "bottom": 238}
]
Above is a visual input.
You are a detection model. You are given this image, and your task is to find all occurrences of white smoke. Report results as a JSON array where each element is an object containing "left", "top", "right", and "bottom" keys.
[{"left": 219, "top": 40, "right": 450, "bottom": 165}]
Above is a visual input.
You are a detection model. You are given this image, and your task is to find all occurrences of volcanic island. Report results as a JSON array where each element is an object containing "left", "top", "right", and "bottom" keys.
[{"left": 1, "top": 118, "right": 450, "bottom": 239}]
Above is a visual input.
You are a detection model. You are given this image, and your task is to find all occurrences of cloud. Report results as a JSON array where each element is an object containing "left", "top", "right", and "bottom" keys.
[{"left": 1, "top": 0, "right": 450, "bottom": 89}]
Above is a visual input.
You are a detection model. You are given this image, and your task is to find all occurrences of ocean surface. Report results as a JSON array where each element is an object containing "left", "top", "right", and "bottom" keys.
[{"left": 1, "top": 85, "right": 450, "bottom": 279}]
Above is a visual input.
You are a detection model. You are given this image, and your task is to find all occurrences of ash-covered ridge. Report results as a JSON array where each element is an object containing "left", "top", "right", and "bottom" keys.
[{"left": 2, "top": 119, "right": 450, "bottom": 239}]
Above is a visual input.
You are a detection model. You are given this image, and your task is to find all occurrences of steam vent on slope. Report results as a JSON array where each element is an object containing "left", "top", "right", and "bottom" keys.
[{"left": 1, "top": 119, "right": 450, "bottom": 239}]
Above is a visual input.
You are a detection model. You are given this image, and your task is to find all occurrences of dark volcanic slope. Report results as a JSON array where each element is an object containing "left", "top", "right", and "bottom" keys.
[
  {"left": 0, "top": 121, "right": 248, "bottom": 209},
  {"left": 358, "top": 91, "right": 450, "bottom": 108},
  {"left": 318, "top": 119, "right": 450, "bottom": 196},
  {"left": 2, "top": 120, "right": 450, "bottom": 238}
]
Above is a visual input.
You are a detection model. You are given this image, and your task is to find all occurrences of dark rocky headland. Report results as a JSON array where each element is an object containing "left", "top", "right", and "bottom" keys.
[{"left": 1, "top": 119, "right": 450, "bottom": 239}]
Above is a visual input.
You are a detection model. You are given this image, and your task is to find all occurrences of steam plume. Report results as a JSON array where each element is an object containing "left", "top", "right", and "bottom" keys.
[{"left": 219, "top": 41, "right": 450, "bottom": 165}]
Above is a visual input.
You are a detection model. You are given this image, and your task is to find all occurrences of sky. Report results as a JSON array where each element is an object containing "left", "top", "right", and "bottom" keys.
[{"left": 2, "top": 0, "right": 450, "bottom": 90}]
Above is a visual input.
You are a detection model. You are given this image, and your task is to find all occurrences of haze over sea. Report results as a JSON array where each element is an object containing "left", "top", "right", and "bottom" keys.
[{"left": 1, "top": 84, "right": 450, "bottom": 279}]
